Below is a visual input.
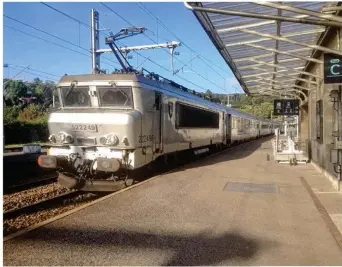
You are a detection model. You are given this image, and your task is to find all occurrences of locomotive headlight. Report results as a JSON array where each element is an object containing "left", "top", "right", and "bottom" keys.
[
  {"left": 56, "top": 132, "right": 74, "bottom": 144},
  {"left": 107, "top": 134, "right": 118, "bottom": 146},
  {"left": 100, "top": 137, "right": 107, "bottom": 145},
  {"left": 58, "top": 132, "right": 66, "bottom": 142},
  {"left": 99, "top": 134, "right": 119, "bottom": 146},
  {"left": 49, "top": 134, "right": 57, "bottom": 143},
  {"left": 65, "top": 135, "right": 74, "bottom": 144}
]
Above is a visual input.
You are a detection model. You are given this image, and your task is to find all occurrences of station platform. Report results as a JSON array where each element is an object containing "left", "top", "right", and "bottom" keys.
[{"left": 3, "top": 137, "right": 342, "bottom": 265}]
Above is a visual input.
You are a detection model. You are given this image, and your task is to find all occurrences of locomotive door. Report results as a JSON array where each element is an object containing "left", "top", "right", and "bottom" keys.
[
  {"left": 226, "top": 114, "right": 232, "bottom": 145},
  {"left": 153, "top": 92, "right": 162, "bottom": 154}
]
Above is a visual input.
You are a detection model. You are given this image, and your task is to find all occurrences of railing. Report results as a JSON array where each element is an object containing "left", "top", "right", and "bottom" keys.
[{"left": 272, "top": 129, "right": 309, "bottom": 164}]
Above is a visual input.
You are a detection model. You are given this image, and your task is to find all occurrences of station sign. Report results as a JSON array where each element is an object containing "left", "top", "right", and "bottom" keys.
[
  {"left": 273, "top": 99, "right": 299, "bottom": 116},
  {"left": 324, "top": 53, "right": 342, "bottom": 84}
]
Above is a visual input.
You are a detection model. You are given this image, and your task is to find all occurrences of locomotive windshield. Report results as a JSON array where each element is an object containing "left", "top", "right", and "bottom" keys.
[
  {"left": 60, "top": 86, "right": 91, "bottom": 107},
  {"left": 97, "top": 86, "right": 133, "bottom": 107}
]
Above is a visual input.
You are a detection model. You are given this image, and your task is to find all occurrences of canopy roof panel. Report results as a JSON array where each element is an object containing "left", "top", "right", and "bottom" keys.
[{"left": 186, "top": 1, "right": 341, "bottom": 101}]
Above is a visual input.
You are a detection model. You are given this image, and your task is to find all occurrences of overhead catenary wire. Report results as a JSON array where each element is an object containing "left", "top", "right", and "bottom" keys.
[
  {"left": 6, "top": 66, "right": 59, "bottom": 82},
  {"left": 40, "top": 2, "right": 209, "bottom": 92},
  {"left": 101, "top": 2, "right": 226, "bottom": 92},
  {"left": 137, "top": 2, "right": 237, "bottom": 94},
  {"left": 6, "top": 63, "right": 61, "bottom": 78},
  {"left": 137, "top": 2, "right": 230, "bottom": 76},
  {"left": 4, "top": 25, "right": 118, "bottom": 70},
  {"left": 4, "top": 14, "right": 120, "bottom": 68}
]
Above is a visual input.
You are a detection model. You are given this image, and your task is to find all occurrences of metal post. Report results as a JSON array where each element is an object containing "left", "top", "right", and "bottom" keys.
[
  {"left": 338, "top": 86, "right": 342, "bottom": 183},
  {"left": 169, "top": 47, "right": 174, "bottom": 73},
  {"left": 91, "top": 9, "right": 100, "bottom": 74}
]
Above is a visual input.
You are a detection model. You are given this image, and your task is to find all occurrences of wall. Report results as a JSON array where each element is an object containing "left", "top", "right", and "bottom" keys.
[{"left": 298, "top": 27, "right": 341, "bottom": 188}]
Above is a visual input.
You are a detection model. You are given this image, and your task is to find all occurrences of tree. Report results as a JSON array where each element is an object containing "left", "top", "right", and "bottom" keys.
[
  {"left": 32, "top": 78, "right": 44, "bottom": 96},
  {"left": 40, "top": 80, "right": 55, "bottom": 109},
  {"left": 204, "top": 89, "right": 213, "bottom": 99},
  {"left": 4, "top": 80, "right": 28, "bottom": 106}
]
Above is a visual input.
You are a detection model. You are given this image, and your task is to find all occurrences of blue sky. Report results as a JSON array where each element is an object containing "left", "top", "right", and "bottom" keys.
[{"left": 3, "top": 2, "right": 242, "bottom": 94}]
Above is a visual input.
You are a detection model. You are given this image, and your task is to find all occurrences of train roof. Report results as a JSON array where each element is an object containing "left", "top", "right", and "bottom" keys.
[{"left": 58, "top": 73, "right": 280, "bottom": 124}]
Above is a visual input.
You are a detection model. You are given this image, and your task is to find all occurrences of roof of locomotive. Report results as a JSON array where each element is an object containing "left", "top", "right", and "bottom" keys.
[{"left": 58, "top": 73, "right": 279, "bottom": 124}]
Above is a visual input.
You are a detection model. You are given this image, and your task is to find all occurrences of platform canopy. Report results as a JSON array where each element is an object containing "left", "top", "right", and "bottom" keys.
[{"left": 185, "top": 2, "right": 342, "bottom": 103}]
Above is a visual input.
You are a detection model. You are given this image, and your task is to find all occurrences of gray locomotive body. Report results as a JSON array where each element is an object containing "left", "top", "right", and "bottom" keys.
[{"left": 38, "top": 73, "right": 279, "bottom": 191}]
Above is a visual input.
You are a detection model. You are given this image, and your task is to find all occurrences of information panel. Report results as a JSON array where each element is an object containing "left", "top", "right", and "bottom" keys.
[
  {"left": 273, "top": 99, "right": 299, "bottom": 116},
  {"left": 324, "top": 53, "right": 342, "bottom": 84}
]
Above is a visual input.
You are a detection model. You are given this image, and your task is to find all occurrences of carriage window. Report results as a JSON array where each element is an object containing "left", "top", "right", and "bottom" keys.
[
  {"left": 176, "top": 102, "right": 219, "bottom": 128},
  {"left": 60, "top": 86, "right": 91, "bottom": 107},
  {"left": 98, "top": 86, "right": 133, "bottom": 107}
]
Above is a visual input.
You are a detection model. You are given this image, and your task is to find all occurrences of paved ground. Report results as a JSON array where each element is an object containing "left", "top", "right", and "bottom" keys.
[{"left": 4, "top": 137, "right": 342, "bottom": 266}]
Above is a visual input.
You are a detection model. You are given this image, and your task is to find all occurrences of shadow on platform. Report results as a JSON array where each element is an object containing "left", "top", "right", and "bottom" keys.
[
  {"left": 169, "top": 136, "right": 274, "bottom": 175},
  {"left": 18, "top": 226, "right": 277, "bottom": 265}
]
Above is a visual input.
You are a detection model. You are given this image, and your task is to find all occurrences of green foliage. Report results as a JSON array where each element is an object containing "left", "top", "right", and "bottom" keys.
[
  {"left": 4, "top": 106, "right": 21, "bottom": 124},
  {"left": 17, "top": 104, "right": 47, "bottom": 122},
  {"left": 207, "top": 92, "right": 276, "bottom": 119},
  {"left": 4, "top": 80, "right": 27, "bottom": 105},
  {"left": 3, "top": 77, "right": 56, "bottom": 109},
  {"left": 239, "top": 101, "right": 274, "bottom": 119},
  {"left": 3, "top": 76, "right": 54, "bottom": 144}
]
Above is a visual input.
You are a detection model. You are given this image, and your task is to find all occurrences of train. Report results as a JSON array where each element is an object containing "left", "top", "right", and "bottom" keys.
[{"left": 38, "top": 71, "right": 282, "bottom": 191}]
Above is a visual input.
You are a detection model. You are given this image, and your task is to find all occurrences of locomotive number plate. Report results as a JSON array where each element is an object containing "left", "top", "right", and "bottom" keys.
[{"left": 71, "top": 124, "right": 97, "bottom": 132}]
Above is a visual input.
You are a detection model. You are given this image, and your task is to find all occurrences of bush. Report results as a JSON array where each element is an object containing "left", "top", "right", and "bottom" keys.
[
  {"left": 18, "top": 104, "right": 43, "bottom": 121},
  {"left": 4, "top": 104, "right": 49, "bottom": 144},
  {"left": 4, "top": 106, "right": 21, "bottom": 124},
  {"left": 4, "top": 121, "right": 49, "bottom": 145}
]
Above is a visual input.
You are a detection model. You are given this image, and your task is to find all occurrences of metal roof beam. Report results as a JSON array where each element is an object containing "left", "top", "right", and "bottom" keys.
[
  {"left": 248, "top": 81, "right": 311, "bottom": 93},
  {"left": 217, "top": 14, "right": 310, "bottom": 33},
  {"left": 248, "top": 77, "right": 315, "bottom": 88},
  {"left": 239, "top": 58, "right": 302, "bottom": 70},
  {"left": 245, "top": 73, "right": 317, "bottom": 86},
  {"left": 184, "top": 2, "right": 342, "bottom": 28},
  {"left": 235, "top": 52, "right": 274, "bottom": 62},
  {"left": 240, "top": 28, "right": 342, "bottom": 56},
  {"left": 240, "top": 58, "right": 322, "bottom": 79},
  {"left": 255, "top": 86, "right": 307, "bottom": 100},
  {"left": 244, "top": 43, "right": 323, "bottom": 64},
  {"left": 254, "top": 2, "right": 342, "bottom": 24},
  {"left": 241, "top": 67, "right": 303, "bottom": 78},
  {"left": 256, "top": 90, "right": 303, "bottom": 102},
  {"left": 248, "top": 79, "right": 313, "bottom": 91},
  {"left": 256, "top": 86, "right": 305, "bottom": 96},
  {"left": 225, "top": 28, "right": 325, "bottom": 47},
  {"left": 235, "top": 47, "right": 312, "bottom": 62},
  {"left": 246, "top": 78, "right": 315, "bottom": 89}
]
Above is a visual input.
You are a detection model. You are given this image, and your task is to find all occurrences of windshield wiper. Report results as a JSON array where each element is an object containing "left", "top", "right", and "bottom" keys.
[{"left": 64, "top": 84, "right": 75, "bottom": 99}]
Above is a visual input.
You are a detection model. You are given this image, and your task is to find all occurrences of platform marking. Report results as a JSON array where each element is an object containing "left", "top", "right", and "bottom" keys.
[
  {"left": 300, "top": 176, "right": 342, "bottom": 251},
  {"left": 314, "top": 191, "right": 342, "bottom": 194},
  {"left": 4, "top": 137, "right": 271, "bottom": 242},
  {"left": 223, "top": 182, "right": 279, "bottom": 193}
]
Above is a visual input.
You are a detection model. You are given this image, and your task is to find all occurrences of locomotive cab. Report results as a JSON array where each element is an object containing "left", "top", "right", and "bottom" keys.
[{"left": 38, "top": 73, "right": 157, "bottom": 191}]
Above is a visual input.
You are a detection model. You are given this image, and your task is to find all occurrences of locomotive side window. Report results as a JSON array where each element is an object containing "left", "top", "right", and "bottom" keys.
[
  {"left": 60, "top": 86, "right": 91, "bottom": 107},
  {"left": 176, "top": 102, "right": 219, "bottom": 129},
  {"left": 97, "top": 86, "right": 133, "bottom": 107}
]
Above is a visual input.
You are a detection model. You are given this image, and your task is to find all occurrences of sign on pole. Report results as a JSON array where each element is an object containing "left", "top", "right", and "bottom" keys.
[
  {"left": 273, "top": 99, "right": 299, "bottom": 116},
  {"left": 324, "top": 53, "right": 342, "bottom": 84}
]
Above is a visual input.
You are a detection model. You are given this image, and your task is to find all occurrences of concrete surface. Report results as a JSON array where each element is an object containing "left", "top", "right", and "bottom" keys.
[{"left": 3, "top": 137, "right": 342, "bottom": 266}]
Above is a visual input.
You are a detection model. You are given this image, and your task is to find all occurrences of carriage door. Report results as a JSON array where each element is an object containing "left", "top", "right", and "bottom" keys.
[
  {"left": 226, "top": 114, "right": 232, "bottom": 145},
  {"left": 153, "top": 92, "right": 162, "bottom": 154}
]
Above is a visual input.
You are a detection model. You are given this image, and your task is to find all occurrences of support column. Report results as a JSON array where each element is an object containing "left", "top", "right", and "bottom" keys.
[
  {"left": 300, "top": 104, "right": 309, "bottom": 144},
  {"left": 90, "top": 9, "right": 100, "bottom": 74}
]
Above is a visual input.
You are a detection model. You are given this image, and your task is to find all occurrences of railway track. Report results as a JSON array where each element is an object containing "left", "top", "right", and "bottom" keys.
[
  {"left": 4, "top": 190, "right": 87, "bottom": 220},
  {"left": 4, "top": 173, "right": 58, "bottom": 195}
]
